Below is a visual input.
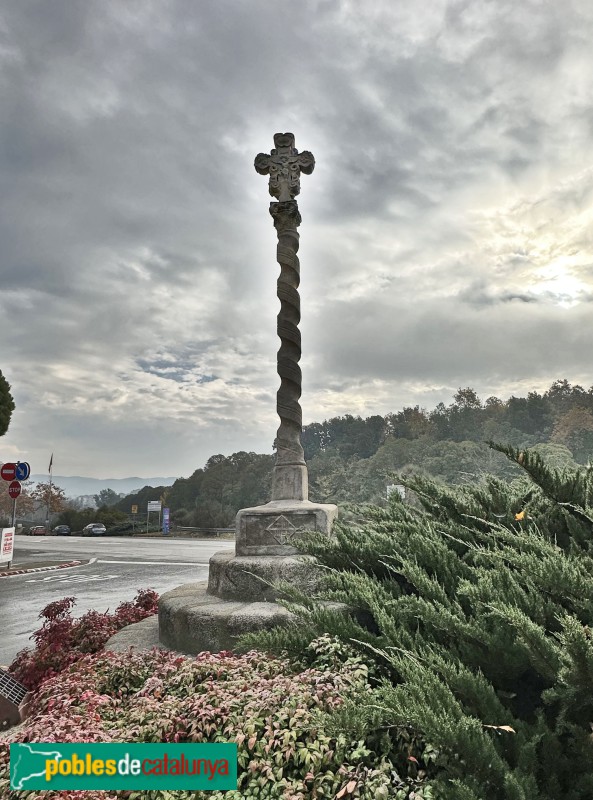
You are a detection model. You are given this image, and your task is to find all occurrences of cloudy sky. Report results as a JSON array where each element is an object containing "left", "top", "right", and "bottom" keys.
[{"left": 1, "top": 0, "right": 593, "bottom": 480}]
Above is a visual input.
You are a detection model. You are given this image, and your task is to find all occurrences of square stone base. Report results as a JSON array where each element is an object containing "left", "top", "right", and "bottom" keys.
[{"left": 235, "top": 500, "right": 338, "bottom": 556}]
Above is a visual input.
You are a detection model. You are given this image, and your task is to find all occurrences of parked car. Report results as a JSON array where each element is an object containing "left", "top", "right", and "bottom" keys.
[
  {"left": 82, "top": 523, "right": 107, "bottom": 536},
  {"left": 28, "top": 525, "right": 48, "bottom": 535},
  {"left": 53, "top": 525, "right": 71, "bottom": 536}
]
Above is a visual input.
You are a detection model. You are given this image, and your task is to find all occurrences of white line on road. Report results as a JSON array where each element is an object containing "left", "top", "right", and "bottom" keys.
[
  {"left": 96, "top": 560, "right": 209, "bottom": 566},
  {"left": 26, "top": 574, "right": 120, "bottom": 583}
]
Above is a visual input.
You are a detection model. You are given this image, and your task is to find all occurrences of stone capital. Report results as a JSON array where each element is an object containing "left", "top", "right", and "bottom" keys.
[{"left": 270, "top": 200, "right": 302, "bottom": 233}]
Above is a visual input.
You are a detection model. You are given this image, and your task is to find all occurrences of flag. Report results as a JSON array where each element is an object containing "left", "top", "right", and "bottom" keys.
[{"left": 48, "top": 453, "right": 53, "bottom": 473}]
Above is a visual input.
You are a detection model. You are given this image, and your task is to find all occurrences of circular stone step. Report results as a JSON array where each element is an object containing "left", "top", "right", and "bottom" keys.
[
  {"left": 158, "top": 581, "right": 295, "bottom": 654},
  {"left": 207, "top": 550, "right": 318, "bottom": 602}
]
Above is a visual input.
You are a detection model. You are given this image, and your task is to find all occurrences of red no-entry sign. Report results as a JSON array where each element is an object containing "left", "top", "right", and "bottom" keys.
[
  {"left": 1, "top": 463, "right": 17, "bottom": 482},
  {"left": 8, "top": 480, "right": 21, "bottom": 499}
]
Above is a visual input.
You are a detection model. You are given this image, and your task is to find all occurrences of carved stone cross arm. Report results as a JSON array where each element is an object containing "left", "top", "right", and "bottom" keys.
[{"left": 254, "top": 132, "right": 315, "bottom": 202}]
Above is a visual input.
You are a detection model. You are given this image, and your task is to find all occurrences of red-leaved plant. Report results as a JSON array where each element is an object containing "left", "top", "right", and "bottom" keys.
[
  {"left": 0, "top": 643, "right": 414, "bottom": 799},
  {"left": 9, "top": 589, "right": 159, "bottom": 693}
]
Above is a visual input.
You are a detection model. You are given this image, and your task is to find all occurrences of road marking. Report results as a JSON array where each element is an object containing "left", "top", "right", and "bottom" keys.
[
  {"left": 96, "top": 560, "right": 208, "bottom": 566},
  {"left": 25, "top": 574, "right": 119, "bottom": 583}
]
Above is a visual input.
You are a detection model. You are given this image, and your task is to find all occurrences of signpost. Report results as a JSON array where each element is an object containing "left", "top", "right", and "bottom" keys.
[
  {"left": 15, "top": 462, "right": 30, "bottom": 481},
  {"left": 0, "top": 463, "right": 16, "bottom": 482},
  {"left": 163, "top": 507, "right": 170, "bottom": 535},
  {"left": 2, "top": 460, "right": 30, "bottom": 527},
  {"left": 1, "top": 527, "right": 15, "bottom": 568},
  {"left": 146, "top": 501, "right": 162, "bottom": 533}
]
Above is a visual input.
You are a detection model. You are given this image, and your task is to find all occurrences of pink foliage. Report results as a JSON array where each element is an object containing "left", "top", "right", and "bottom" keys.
[
  {"left": 8, "top": 589, "right": 159, "bottom": 693},
  {"left": 0, "top": 640, "right": 401, "bottom": 800}
]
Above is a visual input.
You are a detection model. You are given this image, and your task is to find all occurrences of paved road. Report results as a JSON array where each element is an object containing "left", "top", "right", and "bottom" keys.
[{"left": 0, "top": 536, "right": 234, "bottom": 666}]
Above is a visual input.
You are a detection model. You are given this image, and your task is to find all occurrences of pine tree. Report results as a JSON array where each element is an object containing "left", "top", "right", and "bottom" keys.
[{"left": 0, "top": 368, "right": 14, "bottom": 437}]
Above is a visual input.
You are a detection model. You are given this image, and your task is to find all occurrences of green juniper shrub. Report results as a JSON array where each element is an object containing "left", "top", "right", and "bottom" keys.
[{"left": 241, "top": 444, "right": 593, "bottom": 799}]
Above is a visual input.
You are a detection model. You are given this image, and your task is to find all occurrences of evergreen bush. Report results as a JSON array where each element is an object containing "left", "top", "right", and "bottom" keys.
[{"left": 242, "top": 445, "right": 593, "bottom": 799}]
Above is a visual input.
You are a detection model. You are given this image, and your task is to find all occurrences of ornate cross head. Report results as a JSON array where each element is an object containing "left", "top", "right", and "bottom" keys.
[{"left": 254, "top": 133, "right": 315, "bottom": 202}]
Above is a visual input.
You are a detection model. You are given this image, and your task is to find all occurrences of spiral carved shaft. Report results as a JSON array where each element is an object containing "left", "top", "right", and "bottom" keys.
[{"left": 271, "top": 201, "right": 305, "bottom": 467}]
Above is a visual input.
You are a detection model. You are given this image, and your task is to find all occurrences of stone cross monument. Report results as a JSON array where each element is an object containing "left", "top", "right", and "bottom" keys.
[
  {"left": 230, "top": 132, "right": 336, "bottom": 556},
  {"left": 254, "top": 132, "right": 314, "bottom": 502},
  {"left": 156, "top": 133, "right": 337, "bottom": 656}
]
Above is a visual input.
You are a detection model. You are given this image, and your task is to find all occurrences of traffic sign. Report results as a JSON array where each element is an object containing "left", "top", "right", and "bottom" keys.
[
  {"left": 0, "top": 463, "right": 16, "bottom": 482},
  {"left": 1, "top": 527, "right": 15, "bottom": 564},
  {"left": 8, "top": 481, "right": 21, "bottom": 499},
  {"left": 15, "top": 462, "right": 30, "bottom": 481}
]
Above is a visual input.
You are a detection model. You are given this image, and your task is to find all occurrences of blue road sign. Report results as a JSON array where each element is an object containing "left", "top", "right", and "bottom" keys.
[{"left": 15, "top": 462, "right": 30, "bottom": 481}]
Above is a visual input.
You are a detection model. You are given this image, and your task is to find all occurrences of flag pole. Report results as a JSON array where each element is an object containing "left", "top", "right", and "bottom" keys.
[{"left": 46, "top": 453, "right": 53, "bottom": 532}]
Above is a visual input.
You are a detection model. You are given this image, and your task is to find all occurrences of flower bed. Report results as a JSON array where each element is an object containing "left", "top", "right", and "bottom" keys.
[
  {"left": 9, "top": 590, "right": 159, "bottom": 694},
  {"left": 0, "top": 639, "right": 427, "bottom": 799}
]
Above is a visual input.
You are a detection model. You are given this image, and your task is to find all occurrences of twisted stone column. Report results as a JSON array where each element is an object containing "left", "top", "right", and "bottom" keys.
[
  {"left": 255, "top": 134, "right": 315, "bottom": 501},
  {"left": 270, "top": 200, "right": 307, "bottom": 499}
]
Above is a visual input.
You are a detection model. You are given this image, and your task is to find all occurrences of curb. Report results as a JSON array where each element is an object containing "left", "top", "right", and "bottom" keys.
[{"left": 0, "top": 560, "right": 83, "bottom": 578}]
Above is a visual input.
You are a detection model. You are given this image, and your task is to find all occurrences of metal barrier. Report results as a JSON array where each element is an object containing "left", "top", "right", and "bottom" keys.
[
  {"left": 0, "top": 668, "right": 29, "bottom": 730},
  {"left": 175, "top": 527, "right": 235, "bottom": 537}
]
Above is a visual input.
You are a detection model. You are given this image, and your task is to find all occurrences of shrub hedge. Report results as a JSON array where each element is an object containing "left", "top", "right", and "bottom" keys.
[
  {"left": 240, "top": 445, "right": 593, "bottom": 799},
  {"left": 0, "top": 638, "right": 429, "bottom": 799}
]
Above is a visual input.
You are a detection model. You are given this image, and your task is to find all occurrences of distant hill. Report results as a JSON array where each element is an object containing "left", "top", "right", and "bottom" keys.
[{"left": 29, "top": 474, "right": 178, "bottom": 498}]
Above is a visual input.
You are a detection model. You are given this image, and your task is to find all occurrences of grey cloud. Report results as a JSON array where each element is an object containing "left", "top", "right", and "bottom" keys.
[
  {"left": 308, "top": 294, "right": 593, "bottom": 387},
  {"left": 2, "top": 0, "right": 593, "bottom": 477},
  {"left": 458, "top": 282, "right": 541, "bottom": 307}
]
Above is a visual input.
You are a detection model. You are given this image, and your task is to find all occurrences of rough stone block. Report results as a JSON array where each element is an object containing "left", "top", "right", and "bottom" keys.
[
  {"left": 105, "top": 615, "right": 164, "bottom": 653},
  {"left": 156, "top": 498, "right": 338, "bottom": 655},
  {"left": 272, "top": 463, "right": 309, "bottom": 501}
]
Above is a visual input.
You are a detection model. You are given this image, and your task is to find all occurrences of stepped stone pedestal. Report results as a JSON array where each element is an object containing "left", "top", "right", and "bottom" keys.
[{"left": 158, "top": 500, "right": 337, "bottom": 654}]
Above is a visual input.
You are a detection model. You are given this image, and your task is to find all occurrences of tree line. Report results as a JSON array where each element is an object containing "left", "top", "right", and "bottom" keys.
[
  {"left": 3, "top": 374, "right": 593, "bottom": 529},
  {"left": 116, "top": 379, "right": 593, "bottom": 527}
]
